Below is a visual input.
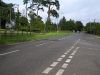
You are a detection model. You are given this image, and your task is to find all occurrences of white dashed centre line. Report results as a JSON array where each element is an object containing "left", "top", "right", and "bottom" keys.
[
  {"left": 66, "top": 50, "right": 70, "bottom": 53},
  {"left": 50, "top": 62, "right": 59, "bottom": 67},
  {"left": 62, "top": 63, "right": 68, "bottom": 69},
  {"left": 64, "top": 53, "right": 68, "bottom": 55},
  {"left": 65, "top": 59, "right": 71, "bottom": 63},
  {"left": 71, "top": 52, "right": 76, "bottom": 56},
  {"left": 68, "top": 55, "right": 73, "bottom": 59},
  {"left": 61, "top": 55, "right": 66, "bottom": 58},
  {"left": 57, "top": 58, "right": 63, "bottom": 61},
  {"left": 73, "top": 39, "right": 80, "bottom": 46},
  {"left": 42, "top": 67, "right": 52, "bottom": 74},
  {"left": 42, "top": 39, "right": 80, "bottom": 75},
  {"left": 56, "top": 69, "right": 65, "bottom": 75}
]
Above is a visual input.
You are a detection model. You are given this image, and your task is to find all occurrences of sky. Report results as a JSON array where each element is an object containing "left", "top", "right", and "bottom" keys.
[{"left": 3, "top": 0, "right": 100, "bottom": 25}]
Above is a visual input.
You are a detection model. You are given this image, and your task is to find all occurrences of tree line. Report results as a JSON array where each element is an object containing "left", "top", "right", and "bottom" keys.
[
  {"left": 0, "top": 0, "right": 84, "bottom": 33},
  {"left": 59, "top": 16, "right": 84, "bottom": 32},
  {"left": 85, "top": 21, "right": 100, "bottom": 35},
  {"left": 0, "top": 0, "right": 60, "bottom": 32}
]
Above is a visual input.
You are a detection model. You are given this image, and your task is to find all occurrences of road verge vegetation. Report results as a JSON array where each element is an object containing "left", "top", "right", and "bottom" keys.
[{"left": 0, "top": 31, "right": 72, "bottom": 44}]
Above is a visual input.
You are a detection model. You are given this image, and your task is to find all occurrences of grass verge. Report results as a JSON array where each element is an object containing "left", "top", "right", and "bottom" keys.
[{"left": 0, "top": 31, "right": 72, "bottom": 44}]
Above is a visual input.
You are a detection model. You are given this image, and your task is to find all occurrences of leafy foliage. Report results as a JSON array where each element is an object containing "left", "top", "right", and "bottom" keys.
[
  {"left": 43, "top": 0, "right": 60, "bottom": 21},
  {"left": 59, "top": 17, "right": 84, "bottom": 31},
  {"left": 85, "top": 22, "right": 100, "bottom": 35}
]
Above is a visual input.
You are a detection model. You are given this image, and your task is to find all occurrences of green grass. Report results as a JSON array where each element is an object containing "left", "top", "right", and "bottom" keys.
[
  {"left": 32, "top": 31, "right": 72, "bottom": 40},
  {"left": 0, "top": 31, "right": 72, "bottom": 44}
]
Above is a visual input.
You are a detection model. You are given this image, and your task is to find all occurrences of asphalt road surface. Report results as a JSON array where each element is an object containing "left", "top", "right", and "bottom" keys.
[{"left": 0, "top": 33, "right": 100, "bottom": 75}]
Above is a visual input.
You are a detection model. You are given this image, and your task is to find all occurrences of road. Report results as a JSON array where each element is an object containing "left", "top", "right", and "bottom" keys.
[{"left": 0, "top": 33, "right": 100, "bottom": 75}]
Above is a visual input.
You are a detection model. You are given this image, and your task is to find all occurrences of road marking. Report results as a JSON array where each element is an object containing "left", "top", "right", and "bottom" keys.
[
  {"left": 66, "top": 45, "right": 75, "bottom": 53},
  {"left": 50, "top": 62, "right": 59, "bottom": 67},
  {"left": 62, "top": 63, "right": 68, "bottom": 69},
  {"left": 61, "top": 55, "right": 66, "bottom": 58},
  {"left": 71, "top": 47, "right": 79, "bottom": 56},
  {"left": 70, "top": 46, "right": 74, "bottom": 50},
  {"left": 66, "top": 50, "right": 70, "bottom": 53},
  {"left": 58, "top": 39, "right": 62, "bottom": 40},
  {"left": 58, "top": 38, "right": 65, "bottom": 41},
  {"left": 71, "top": 52, "right": 76, "bottom": 56},
  {"left": 56, "top": 69, "right": 64, "bottom": 75},
  {"left": 73, "top": 39, "right": 80, "bottom": 46},
  {"left": 68, "top": 55, "right": 73, "bottom": 59},
  {"left": 36, "top": 43, "right": 46, "bottom": 46},
  {"left": 42, "top": 45, "right": 79, "bottom": 75},
  {"left": 62, "top": 38, "right": 65, "bottom": 40},
  {"left": 57, "top": 58, "right": 63, "bottom": 61},
  {"left": 0, "top": 50, "right": 20, "bottom": 56},
  {"left": 72, "top": 46, "right": 74, "bottom": 48},
  {"left": 76, "top": 47, "right": 80, "bottom": 50},
  {"left": 42, "top": 67, "right": 52, "bottom": 74},
  {"left": 65, "top": 59, "right": 71, "bottom": 63},
  {"left": 64, "top": 53, "right": 68, "bottom": 55}
]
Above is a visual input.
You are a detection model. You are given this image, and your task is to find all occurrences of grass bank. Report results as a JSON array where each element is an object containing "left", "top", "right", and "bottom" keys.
[{"left": 0, "top": 31, "right": 72, "bottom": 44}]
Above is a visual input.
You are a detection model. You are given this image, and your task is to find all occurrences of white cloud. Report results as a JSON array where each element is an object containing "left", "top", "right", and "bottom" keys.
[{"left": 59, "top": 0, "right": 100, "bottom": 25}]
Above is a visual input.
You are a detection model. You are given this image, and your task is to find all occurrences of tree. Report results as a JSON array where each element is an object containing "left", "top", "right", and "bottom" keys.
[
  {"left": 85, "top": 22, "right": 100, "bottom": 35},
  {"left": 59, "top": 16, "right": 67, "bottom": 31},
  {"left": 0, "top": 1, "right": 15, "bottom": 29},
  {"left": 43, "top": 0, "right": 60, "bottom": 21},
  {"left": 23, "top": 0, "right": 29, "bottom": 17},
  {"left": 28, "top": 11, "right": 45, "bottom": 32},
  {"left": 26, "top": 0, "right": 44, "bottom": 17},
  {"left": 66, "top": 19, "right": 76, "bottom": 31},
  {"left": 15, "top": 12, "right": 21, "bottom": 30},
  {"left": 59, "top": 17, "right": 76, "bottom": 31},
  {"left": 19, "top": 16, "right": 28, "bottom": 31},
  {"left": 75, "top": 21, "right": 84, "bottom": 32},
  {"left": 33, "top": 0, "right": 44, "bottom": 16}
]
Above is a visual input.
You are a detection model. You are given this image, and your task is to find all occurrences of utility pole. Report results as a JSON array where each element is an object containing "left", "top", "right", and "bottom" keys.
[
  {"left": 10, "top": 8, "right": 12, "bottom": 23},
  {"left": 0, "top": 8, "right": 2, "bottom": 41},
  {"left": 0, "top": 9, "right": 1, "bottom": 29},
  {"left": 90, "top": 22, "right": 91, "bottom": 34},
  {"left": 25, "top": 3, "right": 28, "bottom": 35},
  {"left": 94, "top": 19, "right": 96, "bottom": 35},
  {"left": 57, "top": 17, "right": 59, "bottom": 33},
  {"left": 14, "top": 4, "right": 19, "bottom": 38}
]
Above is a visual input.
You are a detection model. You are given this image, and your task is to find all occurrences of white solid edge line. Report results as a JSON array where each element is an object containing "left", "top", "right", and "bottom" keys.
[
  {"left": 56, "top": 69, "right": 65, "bottom": 75},
  {"left": 50, "top": 62, "right": 59, "bottom": 67},
  {"left": 62, "top": 63, "right": 68, "bottom": 69},
  {"left": 0, "top": 50, "right": 20, "bottom": 56},
  {"left": 58, "top": 39, "right": 62, "bottom": 40},
  {"left": 36, "top": 43, "right": 46, "bottom": 46},
  {"left": 42, "top": 67, "right": 52, "bottom": 74}
]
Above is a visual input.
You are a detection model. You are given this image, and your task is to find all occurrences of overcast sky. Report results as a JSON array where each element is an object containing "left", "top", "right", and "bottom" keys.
[{"left": 3, "top": 0, "right": 100, "bottom": 25}]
